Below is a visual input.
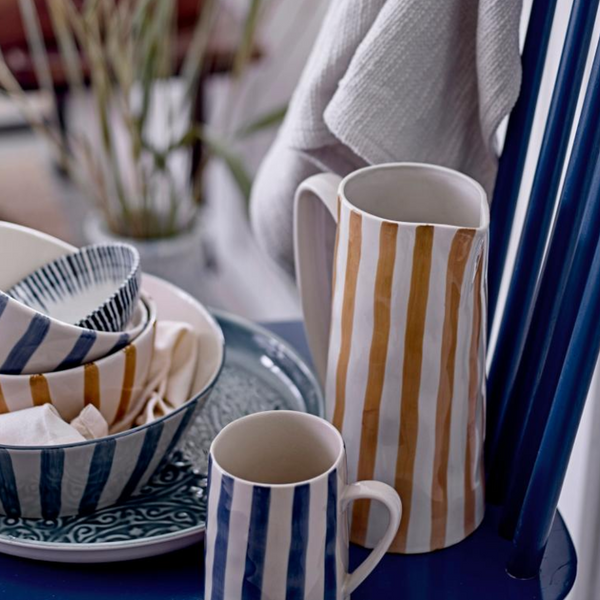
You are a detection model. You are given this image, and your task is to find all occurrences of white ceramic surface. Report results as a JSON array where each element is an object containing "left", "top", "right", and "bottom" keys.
[
  {"left": 205, "top": 411, "right": 402, "bottom": 600},
  {"left": 86, "top": 213, "right": 206, "bottom": 300},
  {"left": 0, "top": 275, "right": 224, "bottom": 519},
  {"left": 0, "top": 223, "right": 147, "bottom": 374},
  {"left": 294, "top": 163, "right": 489, "bottom": 553},
  {"left": 0, "top": 221, "right": 75, "bottom": 290}
]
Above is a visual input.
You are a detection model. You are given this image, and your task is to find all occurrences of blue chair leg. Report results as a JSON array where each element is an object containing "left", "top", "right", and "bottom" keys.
[
  {"left": 485, "top": 0, "right": 600, "bottom": 483},
  {"left": 487, "top": 38, "right": 600, "bottom": 507},
  {"left": 507, "top": 213, "right": 600, "bottom": 578},
  {"left": 500, "top": 140, "right": 600, "bottom": 543},
  {"left": 487, "top": 0, "right": 558, "bottom": 331}
]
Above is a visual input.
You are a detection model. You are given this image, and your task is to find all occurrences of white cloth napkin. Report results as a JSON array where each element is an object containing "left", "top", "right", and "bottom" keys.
[
  {"left": 0, "top": 321, "right": 200, "bottom": 443},
  {"left": 250, "top": 0, "right": 523, "bottom": 274},
  {"left": 132, "top": 321, "right": 199, "bottom": 429},
  {"left": 71, "top": 404, "right": 109, "bottom": 440},
  {"left": 0, "top": 404, "right": 108, "bottom": 446}
]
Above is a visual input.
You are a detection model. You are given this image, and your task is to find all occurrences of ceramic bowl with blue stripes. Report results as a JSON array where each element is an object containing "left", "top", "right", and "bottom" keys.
[
  {"left": 0, "top": 225, "right": 144, "bottom": 375},
  {"left": 0, "top": 246, "right": 148, "bottom": 375},
  {"left": 8, "top": 243, "right": 141, "bottom": 333},
  {"left": 0, "top": 293, "right": 157, "bottom": 432},
  {"left": 0, "top": 277, "right": 225, "bottom": 519},
  {"left": 0, "top": 291, "right": 148, "bottom": 376}
]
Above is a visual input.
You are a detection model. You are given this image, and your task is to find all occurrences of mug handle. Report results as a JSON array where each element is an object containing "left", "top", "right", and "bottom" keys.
[
  {"left": 341, "top": 481, "right": 402, "bottom": 596},
  {"left": 294, "top": 173, "right": 343, "bottom": 386}
]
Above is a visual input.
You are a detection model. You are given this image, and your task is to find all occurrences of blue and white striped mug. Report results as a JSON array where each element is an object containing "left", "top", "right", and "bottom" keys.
[{"left": 204, "top": 411, "right": 402, "bottom": 599}]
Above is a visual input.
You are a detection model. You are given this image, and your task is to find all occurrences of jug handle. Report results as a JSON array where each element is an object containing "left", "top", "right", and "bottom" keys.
[{"left": 294, "top": 173, "right": 343, "bottom": 387}]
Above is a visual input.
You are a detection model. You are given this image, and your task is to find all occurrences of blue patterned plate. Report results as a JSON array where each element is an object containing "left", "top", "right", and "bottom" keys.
[{"left": 0, "top": 312, "right": 323, "bottom": 563}]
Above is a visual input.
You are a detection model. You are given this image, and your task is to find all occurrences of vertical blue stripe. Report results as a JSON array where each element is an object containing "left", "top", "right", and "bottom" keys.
[
  {"left": 286, "top": 484, "right": 311, "bottom": 600},
  {"left": 1, "top": 314, "right": 51, "bottom": 374},
  {"left": 73, "top": 252, "right": 91, "bottom": 287},
  {"left": 89, "top": 246, "right": 101, "bottom": 280},
  {"left": 113, "top": 293, "right": 126, "bottom": 327},
  {"left": 40, "top": 448, "right": 65, "bottom": 520},
  {"left": 211, "top": 475, "right": 234, "bottom": 600},
  {"left": 118, "top": 422, "right": 164, "bottom": 502},
  {"left": 43, "top": 262, "right": 62, "bottom": 297},
  {"left": 78, "top": 438, "right": 117, "bottom": 515},
  {"left": 57, "top": 330, "right": 97, "bottom": 371},
  {"left": 324, "top": 471, "right": 338, "bottom": 599},
  {"left": 54, "top": 259, "right": 75, "bottom": 295},
  {"left": 64, "top": 255, "right": 82, "bottom": 293},
  {"left": 108, "top": 333, "right": 130, "bottom": 355},
  {"left": 0, "top": 449, "right": 20, "bottom": 518},
  {"left": 158, "top": 404, "right": 198, "bottom": 472},
  {"left": 242, "top": 486, "right": 271, "bottom": 600},
  {"left": 27, "top": 272, "right": 52, "bottom": 307},
  {"left": 165, "top": 404, "right": 197, "bottom": 456}
]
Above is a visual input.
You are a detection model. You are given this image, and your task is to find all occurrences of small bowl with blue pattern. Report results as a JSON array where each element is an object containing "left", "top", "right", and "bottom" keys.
[
  {"left": 0, "top": 231, "right": 147, "bottom": 375},
  {"left": 8, "top": 243, "right": 141, "bottom": 333}
]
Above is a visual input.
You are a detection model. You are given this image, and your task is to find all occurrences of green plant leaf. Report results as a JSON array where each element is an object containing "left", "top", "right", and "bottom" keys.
[
  {"left": 235, "top": 104, "right": 287, "bottom": 139},
  {"left": 152, "top": 125, "right": 253, "bottom": 203},
  {"left": 1, "top": 0, "right": 271, "bottom": 234},
  {"left": 212, "top": 145, "right": 253, "bottom": 202}
]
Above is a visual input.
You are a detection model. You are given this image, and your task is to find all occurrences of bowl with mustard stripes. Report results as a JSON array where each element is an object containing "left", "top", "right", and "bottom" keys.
[
  {"left": 0, "top": 292, "right": 156, "bottom": 432},
  {"left": 0, "top": 276, "right": 225, "bottom": 519}
]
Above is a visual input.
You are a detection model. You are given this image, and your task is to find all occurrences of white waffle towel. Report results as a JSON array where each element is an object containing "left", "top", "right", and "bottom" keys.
[{"left": 251, "top": 0, "right": 522, "bottom": 273}]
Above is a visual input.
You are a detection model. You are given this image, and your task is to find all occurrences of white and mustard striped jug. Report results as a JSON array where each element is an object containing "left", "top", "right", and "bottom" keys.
[{"left": 294, "top": 163, "right": 489, "bottom": 553}]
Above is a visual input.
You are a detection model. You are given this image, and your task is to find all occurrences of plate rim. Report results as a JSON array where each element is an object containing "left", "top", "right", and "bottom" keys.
[
  {"left": 211, "top": 309, "right": 324, "bottom": 417},
  {"left": 0, "top": 524, "right": 205, "bottom": 552}
]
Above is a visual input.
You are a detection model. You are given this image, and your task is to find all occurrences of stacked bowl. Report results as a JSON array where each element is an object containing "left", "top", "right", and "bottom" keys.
[{"left": 0, "top": 222, "right": 224, "bottom": 518}]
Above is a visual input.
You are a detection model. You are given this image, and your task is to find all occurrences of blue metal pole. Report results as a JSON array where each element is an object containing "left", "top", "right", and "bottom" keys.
[
  {"left": 500, "top": 128, "right": 600, "bottom": 539},
  {"left": 507, "top": 202, "right": 600, "bottom": 578},
  {"left": 487, "top": 0, "right": 558, "bottom": 332},
  {"left": 485, "top": 0, "right": 599, "bottom": 477},
  {"left": 486, "top": 38, "right": 600, "bottom": 507}
]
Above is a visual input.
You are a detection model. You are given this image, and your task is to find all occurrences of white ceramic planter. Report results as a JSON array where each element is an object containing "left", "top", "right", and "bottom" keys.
[{"left": 85, "top": 214, "right": 206, "bottom": 299}]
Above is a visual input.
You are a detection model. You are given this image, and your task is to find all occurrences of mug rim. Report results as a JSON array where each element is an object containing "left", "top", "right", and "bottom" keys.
[
  {"left": 339, "top": 162, "right": 490, "bottom": 231},
  {"left": 210, "top": 410, "right": 344, "bottom": 488}
]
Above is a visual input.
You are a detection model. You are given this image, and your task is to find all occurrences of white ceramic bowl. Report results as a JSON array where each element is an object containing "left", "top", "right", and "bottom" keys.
[
  {"left": 0, "top": 274, "right": 224, "bottom": 518},
  {"left": 0, "top": 221, "right": 76, "bottom": 290},
  {"left": 0, "top": 223, "right": 146, "bottom": 374}
]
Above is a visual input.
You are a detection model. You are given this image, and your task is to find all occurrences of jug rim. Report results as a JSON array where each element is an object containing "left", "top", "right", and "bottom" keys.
[{"left": 339, "top": 162, "right": 490, "bottom": 232}]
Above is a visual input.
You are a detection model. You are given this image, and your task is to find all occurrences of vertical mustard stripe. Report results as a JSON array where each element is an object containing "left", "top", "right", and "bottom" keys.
[
  {"left": 0, "top": 382, "right": 8, "bottom": 414},
  {"left": 352, "top": 221, "right": 398, "bottom": 545},
  {"left": 30, "top": 374, "right": 52, "bottom": 407},
  {"left": 464, "top": 254, "right": 483, "bottom": 536},
  {"left": 392, "top": 225, "right": 434, "bottom": 553},
  {"left": 430, "top": 229, "right": 476, "bottom": 550},
  {"left": 332, "top": 211, "right": 362, "bottom": 432},
  {"left": 84, "top": 363, "right": 101, "bottom": 410},
  {"left": 113, "top": 345, "right": 137, "bottom": 426}
]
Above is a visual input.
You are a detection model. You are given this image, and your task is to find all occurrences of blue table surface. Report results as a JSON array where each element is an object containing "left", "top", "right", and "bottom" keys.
[{"left": 0, "top": 321, "right": 576, "bottom": 600}]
